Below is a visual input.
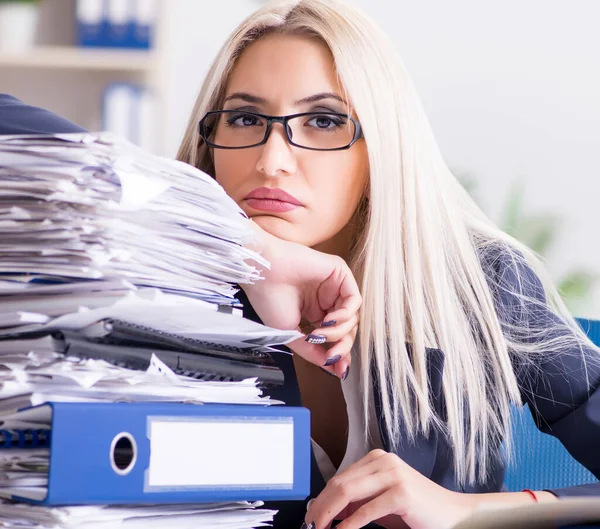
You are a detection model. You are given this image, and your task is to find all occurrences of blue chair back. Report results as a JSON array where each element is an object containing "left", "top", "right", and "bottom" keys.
[
  {"left": 503, "top": 318, "right": 600, "bottom": 491},
  {"left": 579, "top": 318, "right": 600, "bottom": 348}
]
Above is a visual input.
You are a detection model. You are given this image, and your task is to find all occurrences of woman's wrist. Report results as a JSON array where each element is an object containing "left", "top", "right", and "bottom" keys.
[
  {"left": 444, "top": 489, "right": 558, "bottom": 529},
  {"left": 465, "top": 490, "right": 557, "bottom": 512},
  {"left": 529, "top": 491, "right": 558, "bottom": 502}
]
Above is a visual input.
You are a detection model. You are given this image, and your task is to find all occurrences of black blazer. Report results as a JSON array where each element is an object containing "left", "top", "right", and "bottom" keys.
[
  {"left": 3, "top": 94, "right": 599, "bottom": 528},
  {"left": 0, "top": 94, "right": 86, "bottom": 134}
]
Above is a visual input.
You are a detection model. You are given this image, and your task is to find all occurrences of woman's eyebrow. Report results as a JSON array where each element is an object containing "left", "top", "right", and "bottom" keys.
[
  {"left": 224, "top": 92, "right": 266, "bottom": 104},
  {"left": 295, "top": 92, "right": 347, "bottom": 105},
  {"left": 223, "top": 92, "right": 347, "bottom": 106}
]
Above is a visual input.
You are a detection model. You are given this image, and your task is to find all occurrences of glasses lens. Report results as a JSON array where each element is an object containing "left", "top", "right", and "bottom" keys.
[
  {"left": 288, "top": 113, "right": 355, "bottom": 150},
  {"left": 201, "top": 111, "right": 357, "bottom": 149},
  {"left": 203, "top": 111, "right": 266, "bottom": 148}
]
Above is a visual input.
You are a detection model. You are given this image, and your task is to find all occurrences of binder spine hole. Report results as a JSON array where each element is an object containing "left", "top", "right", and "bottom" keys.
[{"left": 110, "top": 433, "right": 137, "bottom": 475}]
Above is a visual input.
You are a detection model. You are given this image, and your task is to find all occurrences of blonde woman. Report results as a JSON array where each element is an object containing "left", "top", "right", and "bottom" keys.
[{"left": 177, "top": 1, "right": 600, "bottom": 528}]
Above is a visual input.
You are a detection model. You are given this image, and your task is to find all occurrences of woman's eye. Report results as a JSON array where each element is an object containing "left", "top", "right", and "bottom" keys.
[
  {"left": 306, "top": 115, "right": 344, "bottom": 130},
  {"left": 227, "top": 114, "right": 261, "bottom": 127}
]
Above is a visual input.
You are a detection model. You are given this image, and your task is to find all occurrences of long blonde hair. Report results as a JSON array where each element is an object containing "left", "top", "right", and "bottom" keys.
[{"left": 177, "top": 0, "right": 598, "bottom": 486}]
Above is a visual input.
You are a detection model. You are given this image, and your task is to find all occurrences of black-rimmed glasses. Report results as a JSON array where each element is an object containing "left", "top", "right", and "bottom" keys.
[{"left": 198, "top": 110, "right": 363, "bottom": 151}]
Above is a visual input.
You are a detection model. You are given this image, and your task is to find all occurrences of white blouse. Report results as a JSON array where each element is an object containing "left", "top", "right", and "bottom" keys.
[{"left": 311, "top": 357, "right": 384, "bottom": 482}]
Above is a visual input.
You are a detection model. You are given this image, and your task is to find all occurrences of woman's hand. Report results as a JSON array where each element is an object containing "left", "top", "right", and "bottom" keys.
[
  {"left": 305, "top": 449, "right": 474, "bottom": 529},
  {"left": 304, "top": 449, "right": 555, "bottom": 529},
  {"left": 240, "top": 220, "right": 361, "bottom": 379}
]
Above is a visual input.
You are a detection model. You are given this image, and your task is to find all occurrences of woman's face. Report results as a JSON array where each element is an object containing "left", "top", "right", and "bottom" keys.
[{"left": 213, "top": 34, "right": 369, "bottom": 255}]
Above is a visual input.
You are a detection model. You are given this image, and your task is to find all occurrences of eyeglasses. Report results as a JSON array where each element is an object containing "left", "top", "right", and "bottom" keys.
[{"left": 198, "top": 110, "right": 363, "bottom": 151}]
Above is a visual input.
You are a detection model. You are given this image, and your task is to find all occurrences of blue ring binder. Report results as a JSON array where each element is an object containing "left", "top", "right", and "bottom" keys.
[
  {"left": 0, "top": 429, "right": 50, "bottom": 448},
  {"left": 109, "top": 432, "right": 138, "bottom": 476},
  {"left": 6, "top": 402, "right": 310, "bottom": 505}
]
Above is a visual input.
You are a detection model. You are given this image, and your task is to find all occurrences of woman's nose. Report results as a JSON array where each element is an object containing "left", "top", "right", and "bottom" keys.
[{"left": 255, "top": 123, "right": 298, "bottom": 178}]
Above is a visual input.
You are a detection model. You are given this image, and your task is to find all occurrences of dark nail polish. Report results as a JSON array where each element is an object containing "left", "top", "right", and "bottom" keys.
[
  {"left": 323, "top": 354, "right": 341, "bottom": 366},
  {"left": 342, "top": 365, "right": 350, "bottom": 381},
  {"left": 320, "top": 319, "right": 337, "bottom": 327},
  {"left": 305, "top": 334, "right": 326, "bottom": 345},
  {"left": 320, "top": 367, "right": 337, "bottom": 377}
]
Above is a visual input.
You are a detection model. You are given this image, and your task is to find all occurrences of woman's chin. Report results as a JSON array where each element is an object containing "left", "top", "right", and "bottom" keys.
[{"left": 250, "top": 215, "right": 307, "bottom": 245}]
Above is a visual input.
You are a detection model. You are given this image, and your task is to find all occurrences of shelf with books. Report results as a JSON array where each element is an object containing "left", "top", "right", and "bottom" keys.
[{"left": 0, "top": 45, "right": 156, "bottom": 72}]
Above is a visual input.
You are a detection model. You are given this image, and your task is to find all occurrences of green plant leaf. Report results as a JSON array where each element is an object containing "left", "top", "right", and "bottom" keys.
[
  {"left": 511, "top": 214, "right": 560, "bottom": 257},
  {"left": 558, "top": 270, "right": 599, "bottom": 310},
  {"left": 457, "top": 170, "right": 599, "bottom": 309}
]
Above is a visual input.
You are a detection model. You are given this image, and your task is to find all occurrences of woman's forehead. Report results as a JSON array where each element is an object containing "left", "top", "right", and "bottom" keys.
[{"left": 225, "top": 34, "right": 347, "bottom": 110}]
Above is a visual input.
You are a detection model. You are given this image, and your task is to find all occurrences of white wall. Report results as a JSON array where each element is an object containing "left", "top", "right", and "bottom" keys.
[{"left": 159, "top": 0, "right": 261, "bottom": 157}]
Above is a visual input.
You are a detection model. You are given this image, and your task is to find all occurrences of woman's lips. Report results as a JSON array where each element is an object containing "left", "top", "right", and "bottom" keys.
[
  {"left": 245, "top": 198, "right": 300, "bottom": 212},
  {"left": 243, "top": 187, "right": 303, "bottom": 213}
]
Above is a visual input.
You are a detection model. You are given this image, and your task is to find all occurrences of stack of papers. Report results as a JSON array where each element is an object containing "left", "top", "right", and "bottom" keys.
[
  {"left": 0, "top": 133, "right": 300, "bottom": 404},
  {"left": 0, "top": 132, "right": 267, "bottom": 309},
  {"left": 0, "top": 352, "right": 272, "bottom": 413},
  {"left": 0, "top": 134, "right": 296, "bottom": 528},
  {"left": 0, "top": 501, "right": 275, "bottom": 529}
]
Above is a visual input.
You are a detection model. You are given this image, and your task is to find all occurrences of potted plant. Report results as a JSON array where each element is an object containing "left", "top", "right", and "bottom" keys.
[
  {"left": 459, "top": 172, "right": 598, "bottom": 314},
  {"left": 0, "top": 0, "right": 41, "bottom": 53}
]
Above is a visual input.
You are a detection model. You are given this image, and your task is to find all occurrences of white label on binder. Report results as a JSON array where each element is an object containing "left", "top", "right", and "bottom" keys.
[{"left": 147, "top": 417, "right": 294, "bottom": 487}]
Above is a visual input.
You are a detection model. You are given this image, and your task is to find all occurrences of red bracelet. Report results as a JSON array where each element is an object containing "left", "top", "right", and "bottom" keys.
[{"left": 522, "top": 489, "right": 539, "bottom": 502}]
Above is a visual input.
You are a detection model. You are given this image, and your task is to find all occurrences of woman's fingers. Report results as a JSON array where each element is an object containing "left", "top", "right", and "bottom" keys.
[
  {"left": 305, "top": 451, "right": 402, "bottom": 528},
  {"left": 337, "top": 448, "right": 389, "bottom": 474},
  {"left": 309, "top": 314, "right": 358, "bottom": 344},
  {"left": 307, "top": 470, "right": 403, "bottom": 529},
  {"left": 320, "top": 295, "right": 362, "bottom": 328},
  {"left": 317, "top": 332, "right": 356, "bottom": 378},
  {"left": 288, "top": 338, "right": 332, "bottom": 368},
  {"left": 315, "top": 256, "right": 362, "bottom": 314},
  {"left": 290, "top": 331, "right": 355, "bottom": 378},
  {"left": 325, "top": 332, "right": 356, "bottom": 378},
  {"left": 336, "top": 488, "right": 408, "bottom": 529},
  {"left": 291, "top": 309, "right": 358, "bottom": 376}
]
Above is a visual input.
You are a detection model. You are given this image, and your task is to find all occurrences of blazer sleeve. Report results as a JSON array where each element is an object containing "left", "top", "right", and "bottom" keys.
[
  {"left": 0, "top": 94, "right": 86, "bottom": 134},
  {"left": 484, "top": 248, "right": 600, "bottom": 497}
]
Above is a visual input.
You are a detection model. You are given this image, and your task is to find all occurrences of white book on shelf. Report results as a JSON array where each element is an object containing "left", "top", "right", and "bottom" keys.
[
  {"left": 76, "top": 0, "right": 106, "bottom": 47},
  {"left": 102, "top": 82, "right": 156, "bottom": 152},
  {"left": 134, "top": 0, "right": 157, "bottom": 48},
  {"left": 102, "top": 82, "right": 138, "bottom": 145}
]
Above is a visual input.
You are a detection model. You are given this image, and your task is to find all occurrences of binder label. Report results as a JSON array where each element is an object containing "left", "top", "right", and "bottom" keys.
[{"left": 146, "top": 416, "right": 295, "bottom": 489}]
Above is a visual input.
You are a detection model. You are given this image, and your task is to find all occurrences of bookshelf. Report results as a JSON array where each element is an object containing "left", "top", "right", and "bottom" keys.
[
  {"left": 0, "top": 46, "right": 157, "bottom": 72},
  {"left": 0, "top": 0, "right": 169, "bottom": 155},
  {"left": 0, "top": 0, "right": 262, "bottom": 157}
]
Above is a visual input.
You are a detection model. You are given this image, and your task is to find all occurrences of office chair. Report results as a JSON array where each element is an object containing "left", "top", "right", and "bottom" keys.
[{"left": 503, "top": 318, "right": 600, "bottom": 492}]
